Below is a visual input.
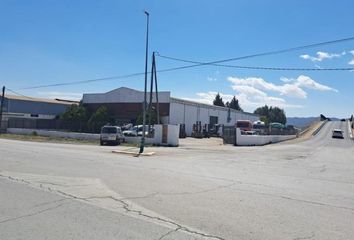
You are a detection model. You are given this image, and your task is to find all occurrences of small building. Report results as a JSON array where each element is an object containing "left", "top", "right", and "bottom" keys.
[
  {"left": 0, "top": 95, "right": 75, "bottom": 120},
  {"left": 83, "top": 87, "right": 259, "bottom": 136}
]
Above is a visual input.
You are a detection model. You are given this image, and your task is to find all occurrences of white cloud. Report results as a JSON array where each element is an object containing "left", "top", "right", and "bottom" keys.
[
  {"left": 348, "top": 51, "right": 354, "bottom": 66},
  {"left": 280, "top": 77, "right": 293, "bottom": 83},
  {"left": 182, "top": 74, "right": 337, "bottom": 111},
  {"left": 295, "top": 75, "right": 338, "bottom": 92},
  {"left": 182, "top": 89, "right": 302, "bottom": 110},
  {"left": 207, "top": 76, "right": 217, "bottom": 82},
  {"left": 182, "top": 92, "right": 233, "bottom": 105},
  {"left": 300, "top": 51, "right": 345, "bottom": 62},
  {"left": 37, "top": 91, "right": 82, "bottom": 101},
  {"left": 231, "top": 88, "right": 302, "bottom": 109},
  {"left": 228, "top": 76, "right": 307, "bottom": 98},
  {"left": 228, "top": 75, "right": 337, "bottom": 99}
]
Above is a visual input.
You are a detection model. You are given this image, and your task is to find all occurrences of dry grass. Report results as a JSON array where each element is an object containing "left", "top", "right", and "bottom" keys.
[
  {"left": 0, "top": 133, "right": 152, "bottom": 147},
  {"left": 0, "top": 133, "right": 99, "bottom": 145}
]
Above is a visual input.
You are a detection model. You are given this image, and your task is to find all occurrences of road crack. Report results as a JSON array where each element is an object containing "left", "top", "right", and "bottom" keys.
[
  {"left": 158, "top": 227, "right": 181, "bottom": 240},
  {"left": 87, "top": 195, "right": 225, "bottom": 240},
  {"left": 0, "top": 203, "right": 65, "bottom": 224},
  {"left": 0, "top": 173, "right": 225, "bottom": 240}
]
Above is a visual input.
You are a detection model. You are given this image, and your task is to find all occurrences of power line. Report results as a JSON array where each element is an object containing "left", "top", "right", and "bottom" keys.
[
  {"left": 6, "top": 88, "right": 37, "bottom": 100},
  {"left": 157, "top": 36, "right": 354, "bottom": 67},
  {"left": 14, "top": 36, "right": 354, "bottom": 90},
  {"left": 156, "top": 54, "right": 354, "bottom": 71},
  {"left": 19, "top": 72, "right": 146, "bottom": 90}
]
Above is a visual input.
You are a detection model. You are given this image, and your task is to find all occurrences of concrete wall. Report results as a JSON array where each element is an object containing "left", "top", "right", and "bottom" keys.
[
  {"left": 236, "top": 128, "right": 296, "bottom": 146},
  {"left": 348, "top": 120, "right": 353, "bottom": 139},
  {"left": 7, "top": 128, "right": 100, "bottom": 140},
  {"left": 124, "top": 136, "right": 155, "bottom": 144},
  {"left": 7, "top": 126, "right": 179, "bottom": 146},
  {"left": 169, "top": 98, "right": 259, "bottom": 136},
  {"left": 154, "top": 124, "right": 179, "bottom": 146}
]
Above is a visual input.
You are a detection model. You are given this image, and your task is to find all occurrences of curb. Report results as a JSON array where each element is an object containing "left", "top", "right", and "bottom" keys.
[
  {"left": 312, "top": 120, "right": 327, "bottom": 136},
  {"left": 112, "top": 150, "right": 155, "bottom": 156}
]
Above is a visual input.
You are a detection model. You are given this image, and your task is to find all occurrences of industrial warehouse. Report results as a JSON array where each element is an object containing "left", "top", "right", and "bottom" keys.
[
  {"left": 0, "top": 94, "right": 75, "bottom": 120},
  {"left": 82, "top": 87, "right": 259, "bottom": 136}
]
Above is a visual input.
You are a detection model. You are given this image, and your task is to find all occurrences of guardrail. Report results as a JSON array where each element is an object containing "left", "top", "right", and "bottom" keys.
[
  {"left": 348, "top": 120, "right": 353, "bottom": 139},
  {"left": 312, "top": 120, "right": 327, "bottom": 136}
]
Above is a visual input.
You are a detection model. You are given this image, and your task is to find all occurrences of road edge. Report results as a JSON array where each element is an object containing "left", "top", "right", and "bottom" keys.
[
  {"left": 348, "top": 120, "right": 353, "bottom": 139},
  {"left": 312, "top": 120, "right": 327, "bottom": 136}
]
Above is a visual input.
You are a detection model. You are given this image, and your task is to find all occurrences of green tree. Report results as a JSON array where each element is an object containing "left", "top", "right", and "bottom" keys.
[
  {"left": 228, "top": 96, "right": 242, "bottom": 111},
  {"left": 254, "top": 105, "right": 270, "bottom": 124},
  {"left": 136, "top": 107, "right": 157, "bottom": 125},
  {"left": 254, "top": 105, "right": 286, "bottom": 125},
  {"left": 268, "top": 106, "right": 286, "bottom": 124},
  {"left": 213, "top": 93, "right": 225, "bottom": 107},
  {"left": 60, "top": 104, "right": 88, "bottom": 122},
  {"left": 88, "top": 106, "right": 112, "bottom": 133}
]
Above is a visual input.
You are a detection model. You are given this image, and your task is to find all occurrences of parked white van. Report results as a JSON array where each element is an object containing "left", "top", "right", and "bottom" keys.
[{"left": 100, "top": 126, "right": 124, "bottom": 145}]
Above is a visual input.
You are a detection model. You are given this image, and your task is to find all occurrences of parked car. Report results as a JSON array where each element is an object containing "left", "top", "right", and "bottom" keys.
[
  {"left": 123, "top": 127, "right": 138, "bottom": 137},
  {"left": 244, "top": 130, "right": 258, "bottom": 135},
  {"left": 253, "top": 123, "right": 267, "bottom": 135},
  {"left": 269, "top": 122, "right": 285, "bottom": 129},
  {"left": 236, "top": 120, "right": 253, "bottom": 131},
  {"left": 100, "top": 126, "right": 124, "bottom": 145},
  {"left": 253, "top": 120, "right": 265, "bottom": 126},
  {"left": 123, "top": 125, "right": 149, "bottom": 137},
  {"left": 332, "top": 129, "right": 344, "bottom": 139}
]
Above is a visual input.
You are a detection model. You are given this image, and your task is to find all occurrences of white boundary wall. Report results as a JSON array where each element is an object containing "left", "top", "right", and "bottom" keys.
[
  {"left": 154, "top": 124, "right": 179, "bottom": 146},
  {"left": 236, "top": 128, "right": 296, "bottom": 146},
  {"left": 7, "top": 128, "right": 100, "bottom": 140},
  {"left": 7, "top": 126, "right": 179, "bottom": 146},
  {"left": 7, "top": 128, "right": 157, "bottom": 144},
  {"left": 348, "top": 120, "right": 353, "bottom": 139}
]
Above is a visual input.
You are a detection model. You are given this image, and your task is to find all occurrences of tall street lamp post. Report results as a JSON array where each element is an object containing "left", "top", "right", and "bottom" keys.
[{"left": 139, "top": 10, "right": 149, "bottom": 154}]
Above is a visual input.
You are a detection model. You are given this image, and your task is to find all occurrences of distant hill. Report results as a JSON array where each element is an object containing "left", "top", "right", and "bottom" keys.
[
  {"left": 286, "top": 117, "right": 319, "bottom": 128},
  {"left": 287, "top": 116, "right": 342, "bottom": 128}
]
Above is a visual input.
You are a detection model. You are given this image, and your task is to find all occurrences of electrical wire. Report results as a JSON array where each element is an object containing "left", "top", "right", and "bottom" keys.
[
  {"left": 156, "top": 54, "right": 354, "bottom": 71},
  {"left": 14, "top": 36, "right": 354, "bottom": 90},
  {"left": 157, "top": 36, "right": 354, "bottom": 67},
  {"left": 6, "top": 88, "right": 37, "bottom": 100},
  {"left": 19, "top": 72, "right": 146, "bottom": 90}
]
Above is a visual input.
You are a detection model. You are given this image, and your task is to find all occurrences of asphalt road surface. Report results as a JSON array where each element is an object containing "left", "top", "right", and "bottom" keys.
[{"left": 1, "top": 121, "right": 353, "bottom": 240}]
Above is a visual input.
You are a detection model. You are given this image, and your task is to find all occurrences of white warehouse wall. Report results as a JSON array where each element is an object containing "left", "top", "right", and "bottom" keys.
[{"left": 169, "top": 98, "right": 259, "bottom": 136}]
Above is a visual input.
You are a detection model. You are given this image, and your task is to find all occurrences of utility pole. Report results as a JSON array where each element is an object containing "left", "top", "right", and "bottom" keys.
[
  {"left": 148, "top": 52, "right": 155, "bottom": 133},
  {"left": 153, "top": 53, "right": 160, "bottom": 124},
  {"left": 0, "top": 86, "right": 5, "bottom": 134},
  {"left": 139, "top": 10, "right": 149, "bottom": 154},
  {"left": 148, "top": 51, "right": 160, "bottom": 130}
]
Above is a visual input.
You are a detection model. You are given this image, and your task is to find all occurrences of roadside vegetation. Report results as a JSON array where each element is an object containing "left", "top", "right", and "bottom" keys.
[{"left": 0, "top": 133, "right": 99, "bottom": 145}]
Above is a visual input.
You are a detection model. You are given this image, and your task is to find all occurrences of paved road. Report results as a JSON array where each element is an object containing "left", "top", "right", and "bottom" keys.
[{"left": 1, "top": 121, "right": 353, "bottom": 240}]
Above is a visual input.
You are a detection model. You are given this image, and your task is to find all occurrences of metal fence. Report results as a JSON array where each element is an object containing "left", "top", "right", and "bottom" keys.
[
  {"left": 222, "top": 126, "right": 236, "bottom": 145},
  {"left": 6, "top": 118, "right": 105, "bottom": 133},
  {"left": 0, "top": 120, "right": 7, "bottom": 133}
]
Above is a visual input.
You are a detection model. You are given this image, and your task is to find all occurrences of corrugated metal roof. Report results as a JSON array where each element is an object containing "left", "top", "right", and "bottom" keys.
[{"left": 4, "top": 95, "right": 77, "bottom": 105}]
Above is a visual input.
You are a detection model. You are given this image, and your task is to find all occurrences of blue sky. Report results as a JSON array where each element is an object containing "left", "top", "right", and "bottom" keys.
[{"left": 1, "top": 0, "right": 354, "bottom": 117}]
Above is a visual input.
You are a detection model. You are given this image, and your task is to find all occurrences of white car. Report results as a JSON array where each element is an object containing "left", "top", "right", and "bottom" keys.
[
  {"left": 123, "top": 125, "right": 149, "bottom": 137},
  {"left": 332, "top": 129, "right": 344, "bottom": 139},
  {"left": 100, "top": 126, "right": 124, "bottom": 145}
]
